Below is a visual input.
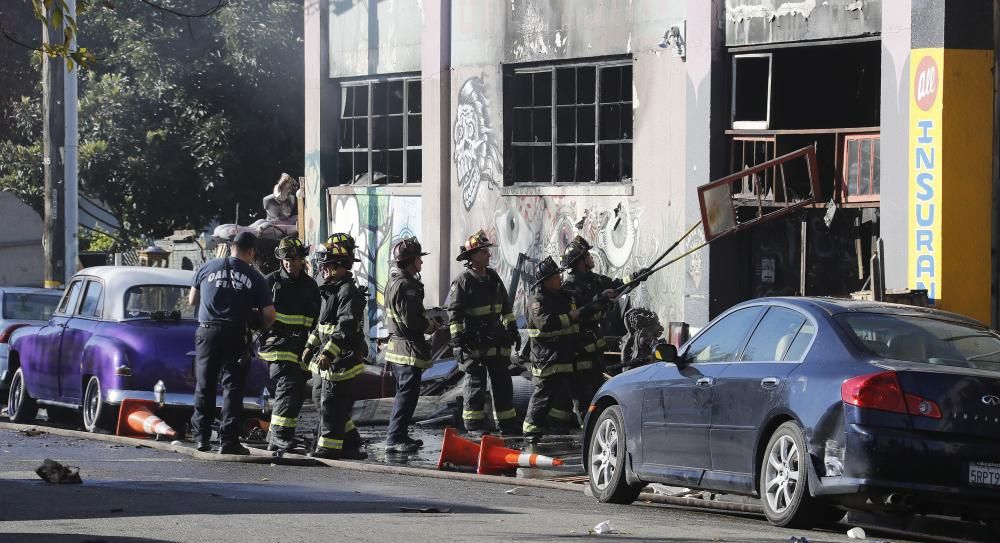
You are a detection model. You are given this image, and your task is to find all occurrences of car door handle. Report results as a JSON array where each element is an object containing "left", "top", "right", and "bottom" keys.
[
  {"left": 695, "top": 377, "right": 715, "bottom": 388},
  {"left": 761, "top": 377, "right": 780, "bottom": 389}
]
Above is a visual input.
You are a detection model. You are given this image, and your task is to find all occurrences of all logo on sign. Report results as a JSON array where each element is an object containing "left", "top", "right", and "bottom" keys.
[{"left": 915, "top": 55, "right": 938, "bottom": 111}]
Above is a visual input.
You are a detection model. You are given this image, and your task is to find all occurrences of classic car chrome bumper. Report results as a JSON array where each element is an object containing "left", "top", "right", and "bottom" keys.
[{"left": 105, "top": 389, "right": 268, "bottom": 411}]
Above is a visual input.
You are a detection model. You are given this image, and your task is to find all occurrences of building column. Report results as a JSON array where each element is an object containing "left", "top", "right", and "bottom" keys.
[
  {"left": 879, "top": 0, "right": 911, "bottom": 291},
  {"left": 420, "top": 0, "right": 451, "bottom": 306},
  {"left": 304, "top": 0, "right": 336, "bottom": 248},
  {"left": 907, "top": 0, "right": 994, "bottom": 322}
]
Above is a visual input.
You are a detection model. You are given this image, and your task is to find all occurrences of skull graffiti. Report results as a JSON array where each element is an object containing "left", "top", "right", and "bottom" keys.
[{"left": 453, "top": 76, "right": 502, "bottom": 210}]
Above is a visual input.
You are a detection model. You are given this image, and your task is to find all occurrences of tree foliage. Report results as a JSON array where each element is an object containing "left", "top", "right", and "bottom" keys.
[{"left": 0, "top": 0, "right": 303, "bottom": 244}]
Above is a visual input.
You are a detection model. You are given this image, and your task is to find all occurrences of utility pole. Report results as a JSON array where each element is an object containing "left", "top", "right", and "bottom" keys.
[
  {"left": 41, "top": 4, "right": 65, "bottom": 289},
  {"left": 64, "top": 0, "right": 79, "bottom": 283}
]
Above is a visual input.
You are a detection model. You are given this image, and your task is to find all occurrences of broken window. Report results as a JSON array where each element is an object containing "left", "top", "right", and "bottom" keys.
[
  {"left": 731, "top": 54, "right": 771, "bottom": 129},
  {"left": 505, "top": 59, "right": 632, "bottom": 184},
  {"left": 338, "top": 76, "right": 422, "bottom": 185},
  {"left": 842, "top": 134, "right": 880, "bottom": 202}
]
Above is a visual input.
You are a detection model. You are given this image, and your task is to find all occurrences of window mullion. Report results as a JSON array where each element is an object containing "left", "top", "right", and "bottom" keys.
[
  {"left": 367, "top": 82, "right": 374, "bottom": 182},
  {"left": 594, "top": 66, "right": 601, "bottom": 184},
  {"left": 550, "top": 68, "right": 556, "bottom": 185},
  {"left": 402, "top": 79, "right": 409, "bottom": 184}
]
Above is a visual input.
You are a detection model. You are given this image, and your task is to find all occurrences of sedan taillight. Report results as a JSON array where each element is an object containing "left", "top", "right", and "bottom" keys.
[{"left": 842, "top": 371, "right": 942, "bottom": 419}]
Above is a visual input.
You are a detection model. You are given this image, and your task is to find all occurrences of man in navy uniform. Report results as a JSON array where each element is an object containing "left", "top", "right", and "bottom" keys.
[{"left": 189, "top": 231, "right": 276, "bottom": 454}]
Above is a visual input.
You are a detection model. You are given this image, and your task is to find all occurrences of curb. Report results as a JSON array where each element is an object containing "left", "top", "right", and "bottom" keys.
[
  {"left": 0, "top": 421, "right": 581, "bottom": 492},
  {"left": 0, "top": 421, "right": 319, "bottom": 465}
]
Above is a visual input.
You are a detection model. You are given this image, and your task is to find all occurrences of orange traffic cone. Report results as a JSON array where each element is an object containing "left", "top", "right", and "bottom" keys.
[
  {"left": 114, "top": 398, "right": 177, "bottom": 439},
  {"left": 437, "top": 427, "right": 481, "bottom": 471},
  {"left": 477, "top": 434, "right": 564, "bottom": 475}
]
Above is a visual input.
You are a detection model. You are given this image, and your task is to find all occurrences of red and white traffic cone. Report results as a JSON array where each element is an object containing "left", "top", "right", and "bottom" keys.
[{"left": 477, "top": 434, "right": 563, "bottom": 475}]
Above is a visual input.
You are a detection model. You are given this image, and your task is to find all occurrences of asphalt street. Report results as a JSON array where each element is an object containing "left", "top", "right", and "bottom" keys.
[{"left": 0, "top": 428, "right": 927, "bottom": 543}]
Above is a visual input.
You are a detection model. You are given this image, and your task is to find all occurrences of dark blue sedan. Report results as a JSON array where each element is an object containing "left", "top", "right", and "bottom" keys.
[{"left": 584, "top": 297, "right": 1000, "bottom": 532}]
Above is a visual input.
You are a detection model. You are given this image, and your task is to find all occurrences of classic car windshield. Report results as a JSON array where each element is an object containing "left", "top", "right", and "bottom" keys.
[
  {"left": 837, "top": 312, "right": 1000, "bottom": 371},
  {"left": 123, "top": 285, "right": 195, "bottom": 320},
  {"left": 2, "top": 293, "right": 61, "bottom": 321}
]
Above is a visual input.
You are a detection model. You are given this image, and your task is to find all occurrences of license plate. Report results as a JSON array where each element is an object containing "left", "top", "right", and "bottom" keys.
[{"left": 968, "top": 462, "right": 1000, "bottom": 487}]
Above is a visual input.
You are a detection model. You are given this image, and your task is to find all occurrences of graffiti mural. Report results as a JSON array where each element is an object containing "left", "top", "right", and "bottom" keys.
[
  {"left": 471, "top": 195, "right": 689, "bottom": 321},
  {"left": 453, "top": 76, "right": 503, "bottom": 210},
  {"left": 329, "top": 190, "right": 421, "bottom": 338}
]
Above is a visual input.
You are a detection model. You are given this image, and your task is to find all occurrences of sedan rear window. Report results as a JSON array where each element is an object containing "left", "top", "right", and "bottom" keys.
[
  {"left": 124, "top": 285, "right": 195, "bottom": 320},
  {"left": 837, "top": 313, "right": 1000, "bottom": 371},
  {"left": 2, "top": 293, "right": 61, "bottom": 321}
]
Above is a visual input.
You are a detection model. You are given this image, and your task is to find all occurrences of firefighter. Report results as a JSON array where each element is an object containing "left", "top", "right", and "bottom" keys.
[
  {"left": 320, "top": 233, "right": 366, "bottom": 451},
  {"left": 522, "top": 256, "right": 612, "bottom": 444},
  {"left": 259, "top": 237, "right": 320, "bottom": 452},
  {"left": 188, "top": 232, "right": 275, "bottom": 454},
  {"left": 384, "top": 237, "right": 439, "bottom": 453},
  {"left": 560, "top": 236, "right": 624, "bottom": 418},
  {"left": 448, "top": 230, "right": 520, "bottom": 436},
  {"left": 302, "top": 243, "right": 368, "bottom": 460}
]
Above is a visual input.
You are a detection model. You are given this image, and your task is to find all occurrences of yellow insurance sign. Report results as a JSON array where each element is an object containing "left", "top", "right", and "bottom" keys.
[{"left": 908, "top": 48, "right": 942, "bottom": 303}]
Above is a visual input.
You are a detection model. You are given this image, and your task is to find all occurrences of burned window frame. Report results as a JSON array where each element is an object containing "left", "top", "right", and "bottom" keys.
[
  {"left": 503, "top": 57, "right": 634, "bottom": 185},
  {"left": 841, "top": 133, "right": 880, "bottom": 203},
  {"left": 338, "top": 75, "right": 422, "bottom": 185}
]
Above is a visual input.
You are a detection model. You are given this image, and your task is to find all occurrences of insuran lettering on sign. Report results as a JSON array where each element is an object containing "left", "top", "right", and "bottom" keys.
[{"left": 913, "top": 119, "right": 935, "bottom": 300}]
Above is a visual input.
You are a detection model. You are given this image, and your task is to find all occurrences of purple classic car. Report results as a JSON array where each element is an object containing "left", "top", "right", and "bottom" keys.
[{"left": 5, "top": 266, "right": 269, "bottom": 432}]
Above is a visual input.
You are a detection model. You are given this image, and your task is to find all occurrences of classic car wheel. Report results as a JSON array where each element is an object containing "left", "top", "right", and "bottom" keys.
[
  {"left": 8, "top": 367, "right": 38, "bottom": 423},
  {"left": 760, "top": 421, "right": 840, "bottom": 528},
  {"left": 588, "top": 405, "right": 643, "bottom": 504},
  {"left": 82, "top": 376, "right": 114, "bottom": 433}
]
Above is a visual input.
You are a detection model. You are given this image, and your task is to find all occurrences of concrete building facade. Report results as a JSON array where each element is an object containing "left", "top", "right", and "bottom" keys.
[{"left": 304, "top": 0, "right": 998, "bottom": 339}]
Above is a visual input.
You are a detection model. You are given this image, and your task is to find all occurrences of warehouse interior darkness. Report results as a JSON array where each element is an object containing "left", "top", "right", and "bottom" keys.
[{"left": 710, "top": 40, "right": 883, "bottom": 316}]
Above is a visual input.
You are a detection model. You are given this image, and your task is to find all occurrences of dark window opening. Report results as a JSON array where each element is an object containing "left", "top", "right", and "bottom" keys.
[
  {"left": 732, "top": 54, "right": 771, "bottom": 128},
  {"left": 505, "top": 59, "right": 632, "bottom": 185},
  {"left": 337, "top": 76, "right": 421, "bottom": 185}
]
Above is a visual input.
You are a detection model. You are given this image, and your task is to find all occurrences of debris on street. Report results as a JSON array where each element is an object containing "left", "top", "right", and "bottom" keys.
[
  {"left": 847, "top": 527, "right": 867, "bottom": 539},
  {"left": 35, "top": 459, "right": 82, "bottom": 484},
  {"left": 399, "top": 507, "right": 452, "bottom": 514},
  {"left": 592, "top": 521, "right": 614, "bottom": 535}
]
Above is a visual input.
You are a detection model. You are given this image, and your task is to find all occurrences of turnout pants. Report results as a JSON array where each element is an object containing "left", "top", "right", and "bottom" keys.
[
  {"left": 522, "top": 372, "right": 575, "bottom": 437},
  {"left": 462, "top": 356, "right": 516, "bottom": 432},
  {"left": 311, "top": 375, "right": 357, "bottom": 454},
  {"left": 310, "top": 376, "right": 362, "bottom": 450},
  {"left": 386, "top": 363, "right": 423, "bottom": 445},
  {"left": 268, "top": 361, "right": 306, "bottom": 442},
  {"left": 571, "top": 359, "right": 599, "bottom": 425},
  {"left": 191, "top": 324, "right": 250, "bottom": 448}
]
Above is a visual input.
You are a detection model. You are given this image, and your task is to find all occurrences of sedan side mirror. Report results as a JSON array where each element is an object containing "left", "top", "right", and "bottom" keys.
[{"left": 653, "top": 342, "right": 679, "bottom": 364}]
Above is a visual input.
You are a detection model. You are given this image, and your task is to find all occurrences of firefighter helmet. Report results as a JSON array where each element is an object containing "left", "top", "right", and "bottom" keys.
[
  {"left": 325, "top": 232, "right": 357, "bottom": 253},
  {"left": 456, "top": 229, "right": 495, "bottom": 262},
  {"left": 560, "top": 235, "right": 593, "bottom": 268},
  {"left": 532, "top": 256, "right": 565, "bottom": 288},
  {"left": 316, "top": 242, "right": 357, "bottom": 266},
  {"left": 391, "top": 236, "right": 429, "bottom": 264},
  {"left": 274, "top": 236, "right": 309, "bottom": 259}
]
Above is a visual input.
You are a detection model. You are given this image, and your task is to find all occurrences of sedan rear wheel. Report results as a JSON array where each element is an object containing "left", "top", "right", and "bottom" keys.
[
  {"left": 82, "top": 376, "right": 114, "bottom": 433},
  {"left": 588, "top": 405, "right": 643, "bottom": 504},
  {"left": 760, "top": 421, "right": 840, "bottom": 528},
  {"left": 7, "top": 367, "right": 38, "bottom": 423}
]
